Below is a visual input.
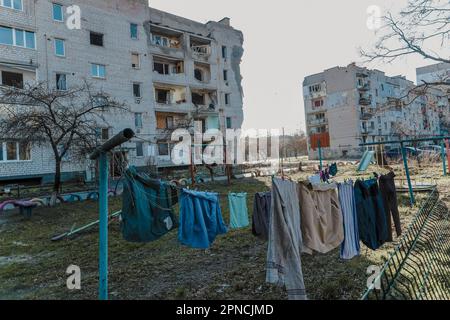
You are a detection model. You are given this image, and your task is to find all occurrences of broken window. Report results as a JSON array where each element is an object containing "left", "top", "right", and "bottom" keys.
[
  {"left": 194, "top": 68, "right": 203, "bottom": 81},
  {"left": 56, "top": 73, "right": 67, "bottom": 91},
  {"left": 101, "top": 128, "right": 110, "bottom": 140},
  {"left": 133, "top": 83, "right": 141, "bottom": 98},
  {"left": 90, "top": 32, "right": 104, "bottom": 46},
  {"left": 131, "top": 53, "right": 140, "bottom": 69},
  {"left": 1, "top": 71, "right": 23, "bottom": 88},
  {"left": 226, "top": 117, "right": 232, "bottom": 129},
  {"left": 309, "top": 84, "right": 322, "bottom": 93},
  {"left": 154, "top": 62, "right": 170, "bottom": 75},
  {"left": 192, "top": 92, "right": 205, "bottom": 105},
  {"left": 156, "top": 89, "right": 170, "bottom": 104},
  {"left": 312, "top": 99, "right": 324, "bottom": 108},
  {"left": 135, "top": 113, "right": 143, "bottom": 128},
  {"left": 222, "top": 46, "right": 227, "bottom": 59},
  {"left": 166, "top": 116, "right": 174, "bottom": 129},
  {"left": 136, "top": 142, "right": 144, "bottom": 157},
  {"left": 130, "top": 23, "right": 138, "bottom": 39},
  {"left": 158, "top": 143, "right": 169, "bottom": 156}
]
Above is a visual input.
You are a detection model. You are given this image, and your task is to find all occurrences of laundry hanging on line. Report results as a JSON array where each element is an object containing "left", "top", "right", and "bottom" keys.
[
  {"left": 252, "top": 192, "right": 272, "bottom": 240},
  {"left": 267, "top": 177, "right": 307, "bottom": 300},
  {"left": 338, "top": 181, "right": 360, "bottom": 260},
  {"left": 178, "top": 189, "right": 228, "bottom": 249},
  {"left": 354, "top": 178, "right": 389, "bottom": 251},
  {"left": 379, "top": 171, "right": 402, "bottom": 242},
  {"left": 228, "top": 193, "right": 250, "bottom": 229},
  {"left": 121, "top": 166, "right": 178, "bottom": 243},
  {"left": 298, "top": 181, "right": 344, "bottom": 255}
]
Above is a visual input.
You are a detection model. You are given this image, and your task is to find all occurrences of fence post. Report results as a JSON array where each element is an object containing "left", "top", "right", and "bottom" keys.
[
  {"left": 318, "top": 139, "right": 323, "bottom": 171},
  {"left": 401, "top": 142, "right": 415, "bottom": 206},
  {"left": 441, "top": 140, "right": 447, "bottom": 176}
]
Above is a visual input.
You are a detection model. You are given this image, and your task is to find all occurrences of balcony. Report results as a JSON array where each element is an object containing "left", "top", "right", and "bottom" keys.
[
  {"left": 190, "top": 36, "right": 212, "bottom": 62},
  {"left": 308, "top": 118, "right": 328, "bottom": 127},
  {"left": 360, "top": 111, "right": 374, "bottom": 120},
  {"left": 357, "top": 83, "right": 371, "bottom": 91},
  {"left": 152, "top": 55, "right": 186, "bottom": 84},
  {"left": 359, "top": 95, "right": 372, "bottom": 106},
  {"left": 149, "top": 24, "right": 184, "bottom": 59},
  {"left": 154, "top": 84, "right": 192, "bottom": 114}
]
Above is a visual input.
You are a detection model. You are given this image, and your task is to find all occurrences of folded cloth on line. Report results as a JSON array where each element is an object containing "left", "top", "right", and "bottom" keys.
[
  {"left": 267, "top": 178, "right": 307, "bottom": 300},
  {"left": 228, "top": 193, "right": 249, "bottom": 229},
  {"left": 252, "top": 192, "right": 271, "bottom": 240},
  {"left": 298, "top": 181, "right": 344, "bottom": 255},
  {"left": 121, "top": 166, "right": 178, "bottom": 243},
  {"left": 178, "top": 189, "right": 228, "bottom": 249},
  {"left": 338, "top": 181, "right": 360, "bottom": 260}
]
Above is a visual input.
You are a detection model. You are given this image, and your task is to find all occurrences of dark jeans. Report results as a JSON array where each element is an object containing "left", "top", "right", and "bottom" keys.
[{"left": 379, "top": 172, "right": 402, "bottom": 242}]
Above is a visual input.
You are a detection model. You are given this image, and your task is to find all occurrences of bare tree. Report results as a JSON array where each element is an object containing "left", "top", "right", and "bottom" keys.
[
  {"left": 0, "top": 81, "right": 126, "bottom": 192},
  {"left": 362, "top": 0, "right": 449, "bottom": 66},
  {"left": 361, "top": 0, "right": 449, "bottom": 140}
]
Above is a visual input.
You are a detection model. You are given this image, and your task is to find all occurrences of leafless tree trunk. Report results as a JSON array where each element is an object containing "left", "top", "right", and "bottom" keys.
[{"left": 0, "top": 80, "right": 127, "bottom": 193}]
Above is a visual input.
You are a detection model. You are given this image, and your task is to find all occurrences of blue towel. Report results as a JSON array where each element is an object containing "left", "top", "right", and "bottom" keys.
[
  {"left": 178, "top": 189, "right": 228, "bottom": 249},
  {"left": 228, "top": 193, "right": 249, "bottom": 229}
]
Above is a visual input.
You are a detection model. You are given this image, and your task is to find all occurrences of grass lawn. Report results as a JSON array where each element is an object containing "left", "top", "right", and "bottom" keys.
[{"left": 0, "top": 163, "right": 446, "bottom": 300}]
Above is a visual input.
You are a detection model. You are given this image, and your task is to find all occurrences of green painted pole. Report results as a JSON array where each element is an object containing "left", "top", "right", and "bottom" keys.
[
  {"left": 441, "top": 140, "right": 447, "bottom": 176},
  {"left": 401, "top": 142, "right": 415, "bottom": 207},
  {"left": 318, "top": 140, "right": 323, "bottom": 171},
  {"left": 98, "top": 152, "right": 109, "bottom": 300}
]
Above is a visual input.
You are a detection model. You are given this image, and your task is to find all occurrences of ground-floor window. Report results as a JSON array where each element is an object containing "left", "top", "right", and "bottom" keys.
[{"left": 0, "top": 141, "right": 31, "bottom": 161}]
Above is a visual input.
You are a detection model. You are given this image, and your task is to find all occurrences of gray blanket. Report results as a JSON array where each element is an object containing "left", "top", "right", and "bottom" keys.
[{"left": 266, "top": 178, "right": 307, "bottom": 300}]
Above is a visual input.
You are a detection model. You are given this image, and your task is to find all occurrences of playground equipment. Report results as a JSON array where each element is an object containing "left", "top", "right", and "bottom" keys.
[
  {"left": 0, "top": 200, "right": 38, "bottom": 218},
  {"left": 88, "top": 128, "right": 135, "bottom": 301},
  {"left": 361, "top": 136, "right": 450, "bottom": 207},
  {"left": 51, "top": 210, "right": 122, "bottom": 242}
]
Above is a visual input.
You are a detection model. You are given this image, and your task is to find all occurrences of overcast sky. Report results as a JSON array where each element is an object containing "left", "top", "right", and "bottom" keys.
[{"left": 149, "top": 0, "right": 437, "bottom": 134}]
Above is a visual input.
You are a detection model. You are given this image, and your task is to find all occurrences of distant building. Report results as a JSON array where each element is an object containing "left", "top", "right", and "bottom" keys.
[
  {"left": 416, "top": 63, "right": 450, "bottom": 135},
  {"left": 303, "top": 63, "right": 444, "bottom": 160},
  {"left": 0, "top": 0, "right": 244, "bottom": 184}
]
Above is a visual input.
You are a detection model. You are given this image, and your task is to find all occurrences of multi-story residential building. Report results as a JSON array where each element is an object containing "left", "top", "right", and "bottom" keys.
[
  {"left": 303, "top": 63, "right": 443, "bottom": 159},
  {"left": 0, "top": 0, "right": 244, "bottom": 184},
  {"left": 416, "top": 63, "right": 450, "bottom": 135}
]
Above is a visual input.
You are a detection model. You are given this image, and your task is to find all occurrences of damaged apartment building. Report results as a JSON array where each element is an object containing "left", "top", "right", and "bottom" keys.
[
  {"left": 0, "top": 0, "right": 244, "bottom": 184},
  {"left": 303, "top": 63, "right": 446, "bottom": 160}
]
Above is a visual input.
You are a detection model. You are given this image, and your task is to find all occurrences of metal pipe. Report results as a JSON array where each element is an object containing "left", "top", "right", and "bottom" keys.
[
  {"left": 99, "top": 153, "right": 109, "bottom": 300},
  {"left": 440, "top": 140, "right": 447, "bottom": 176},
  {"left": 401, "top": 142, "right": 415, "bottom": 207},
  {"left": 318, "top": 139, "right": 323, "bottom": 171},
  {"left": 90, "top": 128, "right": 134, "bottom": 301},
  {"left": 89, "top": 129, "right": 135, "bottom": 160},
  {"left": 360, "top": 136, "right": 450, "bottom": 147}
]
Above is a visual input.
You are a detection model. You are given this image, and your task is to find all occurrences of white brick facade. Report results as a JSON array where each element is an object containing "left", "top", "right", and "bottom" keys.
[{"left": 0, "top": 0, "right": 244, "bottom": 183}]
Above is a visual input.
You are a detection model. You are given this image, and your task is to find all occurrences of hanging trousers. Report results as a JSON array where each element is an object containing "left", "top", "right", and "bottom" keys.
[{"left": 379, "top": 172, "right": 402, "bottom": 242}]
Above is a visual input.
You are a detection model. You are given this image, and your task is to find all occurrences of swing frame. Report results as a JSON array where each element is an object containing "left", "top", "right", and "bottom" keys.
[{"left": 360, "top": 136, "right": 450, "bottom": 207}]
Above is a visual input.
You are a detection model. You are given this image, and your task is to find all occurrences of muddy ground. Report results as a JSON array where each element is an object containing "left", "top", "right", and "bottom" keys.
[{"left": 0, "top": 162, "right": 448, "bottom": 300}]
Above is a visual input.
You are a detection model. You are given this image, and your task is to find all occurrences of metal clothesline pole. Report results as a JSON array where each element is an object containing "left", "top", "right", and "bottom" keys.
[{"left": 89, "top": 128, "right": 135, "bottom": 301}]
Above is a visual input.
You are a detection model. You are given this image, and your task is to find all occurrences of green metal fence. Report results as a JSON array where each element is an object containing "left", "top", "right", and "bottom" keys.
[{"left": 362, "top": 188, "right": 450, "bottom": 300}]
